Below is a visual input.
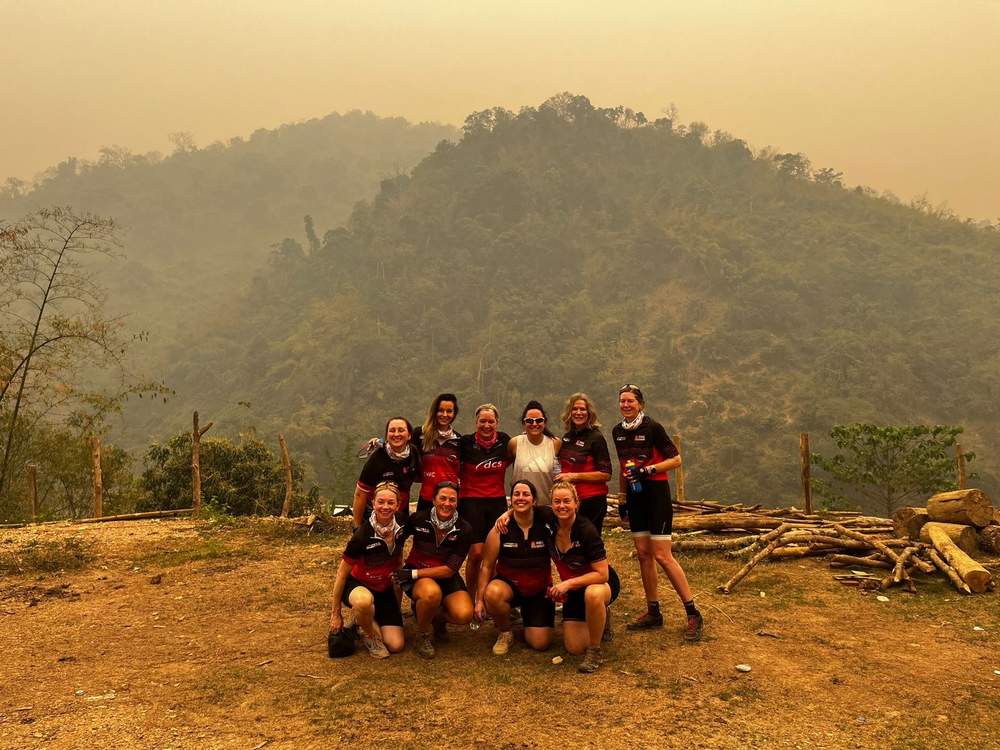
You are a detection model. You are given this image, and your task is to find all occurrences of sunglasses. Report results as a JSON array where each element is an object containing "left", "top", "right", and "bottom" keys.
[
  {"left": 619, "top": 384, "right": 640, "bottom": 394},
  {"left": 523, "top": 418, "right": 546, "bottom": 425}
]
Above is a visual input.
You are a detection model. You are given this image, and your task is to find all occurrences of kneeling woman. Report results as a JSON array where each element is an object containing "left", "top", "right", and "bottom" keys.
[
  {"left": 396, "top": 481, "right": 475, "bottom": 659},
  {"left": 475, "top": 480, "right": 554, "bottom": 655},
  {"left": 546, "top": 482, "right": 620, "bottom": 674},
  {"left": 329, "top": 483, "right": 407, "bottom": 659}
]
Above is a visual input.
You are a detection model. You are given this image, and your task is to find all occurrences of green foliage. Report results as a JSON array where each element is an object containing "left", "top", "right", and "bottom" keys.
[
  {"left": 138, "top": 433, "right": 307, "bottom": 516},
  {"left": 810, "top": 423, "right": 975, "bottom": 517},
  {"left": 0, "top": 536, "right": 92, "bottom": 574}
]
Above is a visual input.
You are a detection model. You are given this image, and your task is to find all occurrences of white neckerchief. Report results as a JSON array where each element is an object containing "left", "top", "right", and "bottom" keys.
[
  {"left": 385, "top": 442, "right": 412, "bottom": 461},
  {"left": 621, "top": 411, "right": 646, "bottom": 431},
  {"left": 370, "top": 510, "right": 400, "bottom": 541},
  {"left": 429, "top": 507, "right": 458, "bottom": 532},
  {"left": 437, "top": 427, "right": 456, "bottom": 441}
]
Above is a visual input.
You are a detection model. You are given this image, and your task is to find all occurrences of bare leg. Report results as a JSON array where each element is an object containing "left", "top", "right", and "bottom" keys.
[
  {"left": 442, "top": 590, "right": 474, "bottom": 625},
  {"left": 632, "top": 534, "right": 660, "bottom": 601},
  {"left": 524, "top": 627, "right": 552, "bottom": 651},
  {"left": 483, "top": 579, "right": 513, "bottom": 630},
  {"left": 466, "top": 543, "right": 484, "bottom": 603},
  {"left": 652, "top": 539, "right": 693, "bottom": 602},
  {"left": 348, "top": 587, "right": 377, "bottom": 635},
  {"left": 412, "top": 579, "right": 442, "bottom": 634}
]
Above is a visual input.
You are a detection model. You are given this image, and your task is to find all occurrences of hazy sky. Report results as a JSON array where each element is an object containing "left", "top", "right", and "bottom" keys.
[{"left": 3, "top": 0, "right": 998, "bottom": 219}]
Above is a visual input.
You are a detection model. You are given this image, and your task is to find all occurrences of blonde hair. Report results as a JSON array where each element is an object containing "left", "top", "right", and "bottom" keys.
[
  {"left": 475, "top": 403, "right": 499, "bottom": 421},
  {"left": 551, "top": 482, "right": 579, "bottom": 504},
  {"left": 373, "top": 481, "right": 401, "bottom": 503},
  {"left": 561, "top": 393, "right": 601, "bottom": 432}
]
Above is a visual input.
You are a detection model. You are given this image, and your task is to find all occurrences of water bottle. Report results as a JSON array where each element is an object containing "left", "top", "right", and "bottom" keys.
[
  {"left": 625, "top": 459, "right": 642, "bottom": 493},
  {"left": 552, "top": 453, "right": 562, "bottom": 478}
]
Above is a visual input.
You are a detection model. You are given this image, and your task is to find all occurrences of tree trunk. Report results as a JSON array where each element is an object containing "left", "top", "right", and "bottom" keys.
[
  {"left": 926, "top": 489, "right": 995, "bottom": 528},
  {"left": 926, "top": 524, "right": 992, "bottom": 593},
  {"left": 672, "top": 434, "right": 685, "bottom": 503},
  {"left": 91, "top": 436, "right": 103, "bottom": 519},
  {"left": 27, "top": 464, "right": 37, "bottom": 522},
  {"left": 977, "top": 525, "right": 1000, "bottom": 555},
  {"left": 919, "top": 522, "right": 980, "bottom": 556},
  {"left": 279, "top": 433, "right": 293, "bottom": 518},
  {"left": 927, "top": 548, "right": 972, "bottom": 594},
  {"left": 191, "top": 412, "right": 213, "bottom": 520},
  {"left": 892, "top": 507, "right": 929, "bottom": 540}
]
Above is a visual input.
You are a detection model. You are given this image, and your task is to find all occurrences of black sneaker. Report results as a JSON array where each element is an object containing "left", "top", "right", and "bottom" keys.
[
  {"left": 684, "top": 614, "right": 704, "bottom": 642},
  {"left": 626, "top": 612, "right": 664, "bottom": 631},
  {"left": 578, "top": 647, "right": 602, "bottom": 674},
  {"left": 433, "top": 619, "right": 450, "bottom": 643},
  {"left": 602, "top": 606, "right": 613, "bottom": 643}
]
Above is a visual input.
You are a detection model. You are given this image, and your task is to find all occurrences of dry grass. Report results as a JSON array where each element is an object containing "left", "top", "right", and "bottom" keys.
[{"left": 1, "top": 519, "right": 999, "bottom": 749}]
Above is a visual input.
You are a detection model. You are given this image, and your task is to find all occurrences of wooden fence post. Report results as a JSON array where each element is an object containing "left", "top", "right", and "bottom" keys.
[
  {"left": 957, "top": 444, "right": 966, "bottom": 490},
  {"left": 91, "top": 436, "right": 103, "bottom": 518},
  {"left": 279, "top": 434, "right": 293, "bottom": 518},
  {"left": 672, "top": 434, "right": 686, "bottom": 503},
  {"left": 192, "top": 411, "right": 213, "bottom": 519},
  {"left": 799, "top": 433, "right": 813, "bottom": 514},
  {"left": 27, "top": 464, "right": 37, "bottom": 523}
]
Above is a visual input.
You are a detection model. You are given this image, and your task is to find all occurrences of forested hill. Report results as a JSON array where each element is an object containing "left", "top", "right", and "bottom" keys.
[
  {"left": 148, "top": 93, "right": 1000, "bottom": 507},
  {"left": 0, "top": 111, "right": 457, "bottom": 354}
]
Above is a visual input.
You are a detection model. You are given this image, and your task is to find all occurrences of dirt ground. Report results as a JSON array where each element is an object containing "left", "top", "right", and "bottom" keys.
[{"left": 2, "top": 517, "right": 999, "bottom": 750}]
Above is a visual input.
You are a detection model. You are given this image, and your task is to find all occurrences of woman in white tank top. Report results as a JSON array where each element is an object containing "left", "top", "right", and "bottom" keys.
[{"left": 507, "top": 400, "right": 562, "bottom": 505}]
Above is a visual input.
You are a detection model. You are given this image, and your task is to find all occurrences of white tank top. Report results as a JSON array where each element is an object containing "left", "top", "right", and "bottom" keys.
[{"left": 512, "top": 435, "right": 557, "bottom": 505}]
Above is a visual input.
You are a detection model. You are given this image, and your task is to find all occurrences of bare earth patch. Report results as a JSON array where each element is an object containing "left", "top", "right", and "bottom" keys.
[{"left": 1, "top": 518, "right": 999, "bottom": 750}]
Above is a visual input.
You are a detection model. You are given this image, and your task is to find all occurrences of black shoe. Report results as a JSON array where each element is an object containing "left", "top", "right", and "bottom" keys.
[
  {"left": 684, "top": 614, "right": 704, "bottom": 642},
  {"left": 626, "top": 612, "right": 664, "bottom": 631},
  {"left": 433, "top": 619, "right": 450, "bottom": 643}
]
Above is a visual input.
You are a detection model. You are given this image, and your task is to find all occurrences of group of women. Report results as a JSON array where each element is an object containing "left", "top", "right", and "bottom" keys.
[{"left": 328, "top": 386, "right": 704, "bottom": 673}]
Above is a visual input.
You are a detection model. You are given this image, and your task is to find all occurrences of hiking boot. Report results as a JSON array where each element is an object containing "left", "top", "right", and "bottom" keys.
[
  {"left": 414, "top": 631, "right": 436, "bottom": 659},
  {"left": 626, "top": 612, "right": 664, "bottom": 631},
  {"left": 433, "top": 619, "right": 450, "bottom": 643},
  {"left": 684, "top": 614, "right": 704, "bottom": 642},
  {"left": 363, "top": 633, "right": 390, "bottom": 659},
  {"left": 578, "top": 647, "right": 602, "bottom": 674},
  {"left": 492, "top": 630, "right": 514, "bottom": 656},
  {"left": 602, "top": 606, "right": 614, "bottom": 643}
]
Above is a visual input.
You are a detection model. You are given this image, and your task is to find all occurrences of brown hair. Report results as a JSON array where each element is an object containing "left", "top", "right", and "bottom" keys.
[{"left": 560, "top": 392, "right": 601, "bottom": 432}]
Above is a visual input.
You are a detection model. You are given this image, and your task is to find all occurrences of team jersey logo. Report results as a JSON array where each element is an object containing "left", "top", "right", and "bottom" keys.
[
  {"left": 616, "top": 436, "right": 625, "bottom": 442},
  {"left": 366, "top": 541, "right": 382, "bottom": 550},
  {"left": 477, "top": 459, "right": 506, "bottom": 470},
  {"left": 576, "top": 440, "right": 585, "bottom": 447},
  {"left": 635, "top": 435, "right": 645, "bottom": 442},
  {"left": 530, "top": 541, "right": 545, "bottom": 549},
  {"left": 502, "top": 542, "right": 518, "bottom": 548}
]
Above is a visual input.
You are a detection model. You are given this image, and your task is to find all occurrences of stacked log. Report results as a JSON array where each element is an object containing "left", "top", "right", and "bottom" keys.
[{"left": 918, "top": 522, "right": 979, "bottom": 555}]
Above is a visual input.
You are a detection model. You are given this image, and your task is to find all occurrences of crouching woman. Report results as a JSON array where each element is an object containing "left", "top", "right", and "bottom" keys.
[{"left": 329, "top": 482, "right": 407, "bottom": 659}]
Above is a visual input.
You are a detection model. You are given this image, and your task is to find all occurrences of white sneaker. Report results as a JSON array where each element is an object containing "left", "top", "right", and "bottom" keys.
[
  {"left": 364, "top": 633, "right": 390, "bottom": 659},
  {"left": 492, "top": 630, "right": 514, "bottom": 655}
]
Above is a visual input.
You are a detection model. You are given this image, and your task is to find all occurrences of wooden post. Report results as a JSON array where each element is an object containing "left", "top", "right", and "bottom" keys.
[
  {"left": 672, "top": 434, "right": 685, "bottom": 503},
  {"left": 27, "top": 464, "right": 37, "bottom": 523},
  {"left": 957, "top": 444, "right": 966, "bottom": 490},
  {"left": 279, "top": 433, "right": 293, "bottom": 518},
  {"left": 91, "top": 436, "right": 103, "bottom": 519},
  {"left": 799, "top": 433, "right": 813, "bottom": 515},
  {"left": 192, "top": 411, "right": 213, "bottom": 520}
]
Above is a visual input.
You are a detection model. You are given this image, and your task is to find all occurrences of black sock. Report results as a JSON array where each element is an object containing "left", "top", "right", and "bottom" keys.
[
  {"left": 647, "top": 601, "right": 661, "bottom": 618},
  {"left": 683, "top": 599, "right": 700, "bottom": 618}
]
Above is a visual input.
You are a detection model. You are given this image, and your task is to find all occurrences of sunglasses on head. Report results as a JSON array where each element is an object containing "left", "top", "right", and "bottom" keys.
[{"left": 523, "top": 417, "right": 546, "bottom": 425}]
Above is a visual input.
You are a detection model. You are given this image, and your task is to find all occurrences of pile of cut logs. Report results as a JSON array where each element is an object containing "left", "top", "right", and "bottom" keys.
[{"left": 607, "top": 492, "right": 997, "bottom": 596}]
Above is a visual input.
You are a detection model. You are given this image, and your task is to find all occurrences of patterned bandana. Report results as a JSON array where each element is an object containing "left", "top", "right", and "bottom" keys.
[
  {"left": 429, "top": 506, "right": 458, "bottom": 532},
  {"left": 370, "top": 510, "right": 400, "bottom": 538},
  {"left": 621, "top": 411, "right": 646, "bottom": 431},
  {"left": 385, "top": 442, "right": 412, "bottom": 461}
]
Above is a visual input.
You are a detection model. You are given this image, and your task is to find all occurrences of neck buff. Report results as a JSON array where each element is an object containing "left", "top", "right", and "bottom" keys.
[
  {"left": 385, "top": 442, "right": 412, "bottom": 461},
  {"left": 437, "top": 427, "right": 456, "bottom": 441},
  {"left": 476, "top": 432, "right": 498, "bottom": 450},
  {"left": 429, "top": 506, "right": 458, "bottom": 532},
  {"left": 370, "top": 510, "right": 399, "bottom": 538},
  {"left": 621, "top": 411, "right": 646, "bottom": 431}
]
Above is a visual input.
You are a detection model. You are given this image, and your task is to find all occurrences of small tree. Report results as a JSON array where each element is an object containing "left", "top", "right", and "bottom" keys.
[
  {"left": 810, "top": 423, "right": 975, "bottom": 517},
  {"left": 0, "top": 207, "right": 169, "bottom": 515}
]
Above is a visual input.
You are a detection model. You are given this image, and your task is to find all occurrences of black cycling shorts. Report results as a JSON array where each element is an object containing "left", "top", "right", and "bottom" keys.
[
  {"left": 562, "top": 566, "right": 621, "bottom": 622},
  {"left": 459, "top": 497, "right": 508, "bottom": 544},
  {"left": 495, "top": 576, "right": 555, "bottom": 629},
  {"left": 341, "top": 575, "right": 403, "bottom": 628},
  {"left": 624, "top": 481, "right": 673, "bottom": 539},
  {"left": 399, "top": 568, "right": 468, "bottom": 601},
  {"left": 579, "top": 494, "right": 608, "bottom": 531}
]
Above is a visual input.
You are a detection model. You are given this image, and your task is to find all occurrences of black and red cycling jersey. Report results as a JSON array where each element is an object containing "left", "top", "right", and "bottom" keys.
[
  {"left": 494, "top": 513, "right": 552, "bottom": 596},
  {"left": 341, "top": 520, "right": 407, "bottom": 592},
  {"left": 403, "top": 509, "right": 474, "bottom": 572},
  {"left": 557, "top": 426, "right": 613, "bottom": 500},
  {"left": 458, "top": 432, "right": 512, "bottom": 498},
  {"left": 536, "top": 507, "right": 607, "bottom": 582},
  {"left": 612, "top": 417, "right": 678, "bottom": 482},
  {"left": 412, "top": 426, "right": 462, "bottom": 503},
  {"left": 356, "top": 446, "right": 421, "bottom": 501}
]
